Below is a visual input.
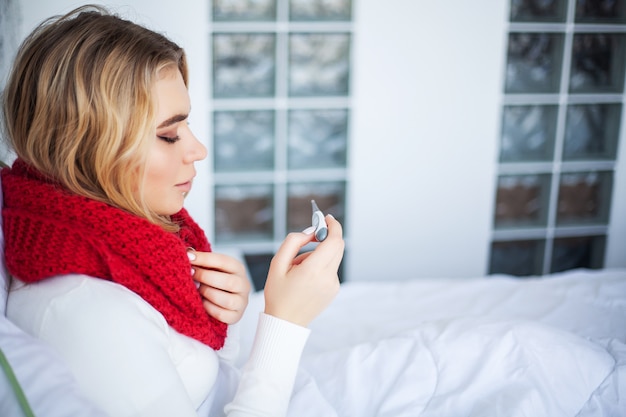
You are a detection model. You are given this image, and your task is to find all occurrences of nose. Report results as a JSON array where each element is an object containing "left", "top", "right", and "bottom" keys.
[{"left": 184, "top": 128, "right": 208, "bottom": 163}]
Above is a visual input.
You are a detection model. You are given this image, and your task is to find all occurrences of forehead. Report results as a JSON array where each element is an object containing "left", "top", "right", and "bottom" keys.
[{"left": 154, "top": 67, "right": 190, "bottom": 122}]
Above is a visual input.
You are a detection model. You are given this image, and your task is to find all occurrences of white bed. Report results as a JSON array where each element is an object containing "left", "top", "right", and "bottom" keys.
[
  {"left": 238, "top": 268, "right": 626, "bottom": 416},
  {"left": 2, "top": 233, "right": 625, "bottom": 416}
]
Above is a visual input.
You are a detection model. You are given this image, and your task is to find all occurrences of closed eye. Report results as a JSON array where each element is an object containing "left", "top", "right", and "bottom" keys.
[{"left": 157, "top": 135, "right": 180, "bottom": 144}]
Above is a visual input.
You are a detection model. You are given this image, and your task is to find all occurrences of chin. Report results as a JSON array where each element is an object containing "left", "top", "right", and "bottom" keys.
[
  {"left": 156, "top": 201, "right": 184, "bottom": 216},
  {"left": 167, "top": 204, "right": 185, "bottom": 215}
]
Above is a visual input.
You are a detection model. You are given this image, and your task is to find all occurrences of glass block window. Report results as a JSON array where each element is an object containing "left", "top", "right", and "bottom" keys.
[
  {"left": 563, "top": 103, "right": 621, "bottom": 160},
  {"left": 212, "top": 33, "right": 276, "bottom": 98},
  {"left": 288, "top": 109, "right": 348, "bottom": 169},
  {"left": 215, "top": 184, "right": 274, "bottom": 242},
  {"left": 569, "top": 33, "right": 626, "bottom": 93},
  {"left": 210, "top": 0, "right": 352, "bottom": 261},
  {"left": 500, "top": 105, "right": 558, "bottom": 162},
  {"left": 213, "top": 110, "right": 275, "bottom": 172},
  {"left": 575, "top": 0, "right": 626, "bottom": 23},
  {"left": 550, "top": 235, "right": 606, "bottom": 272},
  {"left": 212, "top": 0, "right": 276, "bottom": 22},
  {"left": 290, "top": 0, "right": 352, "bottom": 21},
  {"left": 490, "top": 239, "right": 546, "bottom": 276},
  {"left": 556, "top": 170, "right": 613, "bottom": 225},
  {"left": 288, "top": 33, "right": 351, "bottom": 96},
  {"left": 510, "top": 0, "right": 568, "bottom": 23},
  {"left": 286, "top": 181, "right": 346, "bottom": 232},
  {"left": 505, "top": 32, "right": 565, "bottom": 93},
  {"left": 490, "top": 0, "right": 625, "bottom": 276},
  {"left": 494, "top": 174, "right": 552, "bottom": 228}
]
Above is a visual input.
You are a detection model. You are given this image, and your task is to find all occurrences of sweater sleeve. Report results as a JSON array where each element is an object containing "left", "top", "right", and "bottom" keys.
[{"left": 224, "top": 313, "right": 310, "bottom": 417}]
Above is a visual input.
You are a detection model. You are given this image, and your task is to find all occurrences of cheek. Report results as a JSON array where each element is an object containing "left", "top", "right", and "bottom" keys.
[
  {"left": 143, "top": 147, "right": 175, "bottom": 191},
  {"left": 144, "top": 162, "right": 172, "bottom": 191},
  {"left": 142, "top": 162, "right": 181, "bottom": 215}
]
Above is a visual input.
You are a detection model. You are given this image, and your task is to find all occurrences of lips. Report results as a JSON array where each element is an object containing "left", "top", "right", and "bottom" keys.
[{"left": 176, "top": 179, "right": 193, "bottom": 193}]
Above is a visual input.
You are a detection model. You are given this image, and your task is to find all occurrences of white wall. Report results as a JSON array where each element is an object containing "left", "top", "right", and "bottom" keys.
[
  {"left": 346, "top": 0, "right": 507, "bottom": 280},
  {"left": 347, "top": 0, "right": 625, "bottom": 278},
  {"left": 17, "top": 0, "right": 626, "bottom": 281}
]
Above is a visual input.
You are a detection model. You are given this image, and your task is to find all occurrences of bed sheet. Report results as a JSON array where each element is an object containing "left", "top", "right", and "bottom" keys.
[{"left": 238, "top": 268, "right": 626, "bottom": 416}]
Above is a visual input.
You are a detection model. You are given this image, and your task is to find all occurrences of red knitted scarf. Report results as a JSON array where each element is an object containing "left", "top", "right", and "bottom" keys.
[{"left": 1, "top": 159, "right": 227, "bottom": 349}]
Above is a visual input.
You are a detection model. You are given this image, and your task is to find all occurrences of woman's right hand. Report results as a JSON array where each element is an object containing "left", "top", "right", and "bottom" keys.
[{"left": 263, "top": 215, "right": 344, "bottom": 327}]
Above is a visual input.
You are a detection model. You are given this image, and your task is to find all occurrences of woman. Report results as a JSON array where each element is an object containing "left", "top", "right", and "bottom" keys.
[{"left": 1, "top": 5, "right": 344, "bottom": 416}]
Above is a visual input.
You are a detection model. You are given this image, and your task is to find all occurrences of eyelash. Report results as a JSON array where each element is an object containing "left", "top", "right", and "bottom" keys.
[{"left": 158, "top": 135, "right": 180, "bottom": 144}]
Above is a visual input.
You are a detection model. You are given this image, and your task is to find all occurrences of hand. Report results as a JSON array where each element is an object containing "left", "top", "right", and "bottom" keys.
[
  {"left": 188, "top": 251, "right": 252, "bottom": 325},
  {"left": 263, "top": 215, "right": 344, "bottom": 327}
]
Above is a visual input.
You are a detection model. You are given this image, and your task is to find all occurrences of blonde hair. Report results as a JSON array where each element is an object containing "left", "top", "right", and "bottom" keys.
[{"left": 2, "top": 5, "right": 188, "bottom": 231}]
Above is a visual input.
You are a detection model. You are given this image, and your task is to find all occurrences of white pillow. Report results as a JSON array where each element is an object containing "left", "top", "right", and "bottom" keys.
[{"left": 0, "top": 316, "right": 109, "bottom": 417}]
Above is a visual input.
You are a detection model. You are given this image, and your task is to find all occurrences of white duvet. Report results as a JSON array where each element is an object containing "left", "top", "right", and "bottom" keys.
[
  {"left": 2, "top": 265, "right": 623, "bottom": 416},
  {"left": 239, "top": 268, "right": 626, "bottom": 416}
]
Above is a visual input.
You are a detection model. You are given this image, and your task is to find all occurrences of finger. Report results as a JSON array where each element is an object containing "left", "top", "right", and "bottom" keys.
[
  {"left": 292, "top": 251, "right": 313, "bottom": 266},
  {"left": 194, "top": 268, "right": 250, "bottom": 294},
  {"left": 270, "top": 229, "right": 316, "bottom": 274},
  {"left": 304, "top": 215, "right": 344, "bottom": 265},
  {"left": 189, "top": 251, "right": 246, "bottom": 275},
  {"left": 199, "top": 284, "right": 246, "bottom": 313},
  {"left": 323, "top": 215, "right": 343, "bottom": 242},
  {"left": 201, "top": 299, "right": 240, "bottom": 325}
]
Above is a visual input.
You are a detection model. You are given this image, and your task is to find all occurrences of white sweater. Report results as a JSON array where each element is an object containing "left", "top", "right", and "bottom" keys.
[{"left": 6, "top": 274, "right": 310, "bottom": 417}]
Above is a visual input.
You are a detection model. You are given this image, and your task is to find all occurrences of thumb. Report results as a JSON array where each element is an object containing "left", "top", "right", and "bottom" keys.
[{"left": 269, "top": 227, "right": 315, "bottom": 275}]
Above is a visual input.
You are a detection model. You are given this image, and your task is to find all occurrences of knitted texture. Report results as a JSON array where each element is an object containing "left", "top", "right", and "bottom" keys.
[{"left": 1, "top": 159, "right": 227, "bottom": 349}]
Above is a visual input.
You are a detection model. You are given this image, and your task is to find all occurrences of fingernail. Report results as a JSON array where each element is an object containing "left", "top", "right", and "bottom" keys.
[
  {"left": 327, "top": 214, "right": 335, "bottom": 220},
  {"left": 194, "top": 280, "right": 200, "bottom": 289},
  {"left": 191, "top": 267, "right": 195, "bottom": 276},
  {"left": 302, "top": 226, "right": 315, "bottom": 235},
  {"left": 187, "top": 251, "right": 196, "bottom": 261}
]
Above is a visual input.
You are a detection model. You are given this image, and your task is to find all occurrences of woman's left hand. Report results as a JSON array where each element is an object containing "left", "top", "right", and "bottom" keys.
[{"left": 188, "top": 250, "right": 251, "bottom": 325}]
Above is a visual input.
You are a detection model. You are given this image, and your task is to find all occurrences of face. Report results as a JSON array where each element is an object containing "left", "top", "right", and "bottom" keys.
[{"left": 143, "top": 67, "right": 207, "bottom": 216}]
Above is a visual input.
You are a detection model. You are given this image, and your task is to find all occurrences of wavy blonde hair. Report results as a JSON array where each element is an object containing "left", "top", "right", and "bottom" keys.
[{"left": 2, "top": 5, "right": 188, "bottom": 231}]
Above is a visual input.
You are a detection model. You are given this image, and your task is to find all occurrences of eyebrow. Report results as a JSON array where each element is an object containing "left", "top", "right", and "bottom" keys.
[{"left": 157, "top": 113, "right": 188, "bottom": 129}]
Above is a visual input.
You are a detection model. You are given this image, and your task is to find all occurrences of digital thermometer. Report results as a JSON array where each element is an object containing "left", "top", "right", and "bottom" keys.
[{"left": 310, "top": 199, "right": 328, "bottom": 242}]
